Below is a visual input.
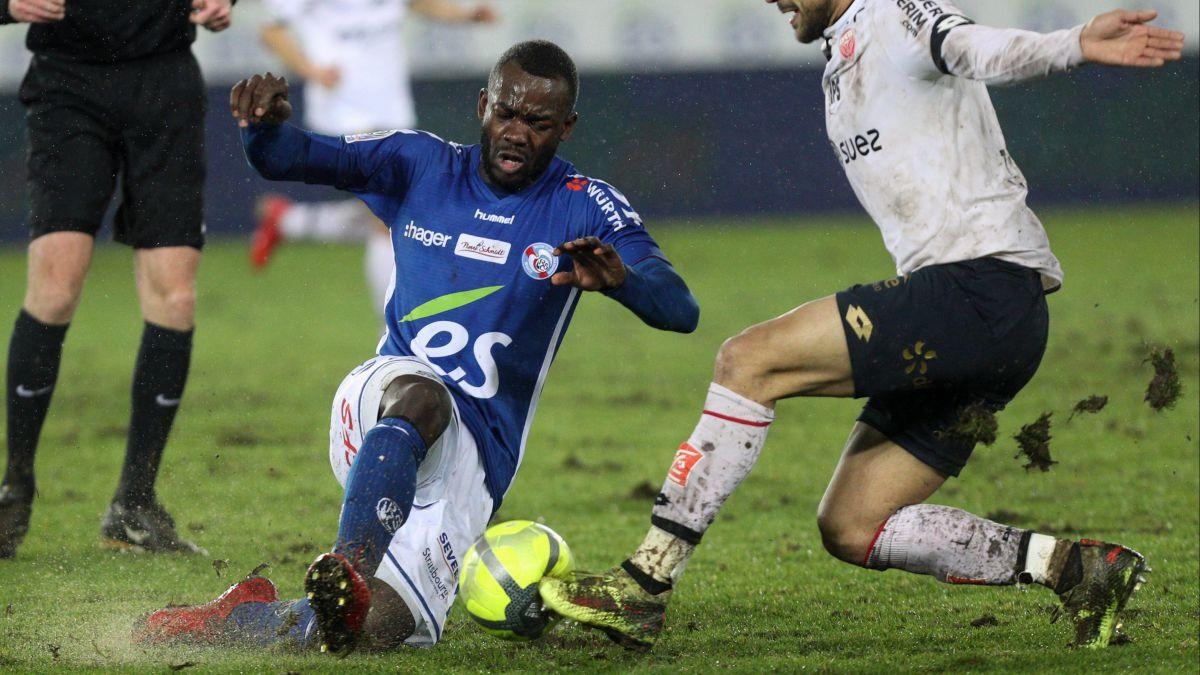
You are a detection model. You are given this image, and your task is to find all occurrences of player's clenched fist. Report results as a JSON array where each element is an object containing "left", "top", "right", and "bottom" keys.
[
  {"left": 230, "top": 73, "right": 292, "bottom": 128},
  {"left": 7, "top": 0, "right": 65, "bottom": 24}
]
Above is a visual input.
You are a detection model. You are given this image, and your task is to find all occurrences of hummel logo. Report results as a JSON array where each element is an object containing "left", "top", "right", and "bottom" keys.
[
  {"left": 123, "top": 525, "right": 151, "bottom": 545},
  {"left": 15, "top": 384, "right": 53, "bottom": 398},
  {"left": 155, "top": 394, "right": 181, "bottom": 407}
]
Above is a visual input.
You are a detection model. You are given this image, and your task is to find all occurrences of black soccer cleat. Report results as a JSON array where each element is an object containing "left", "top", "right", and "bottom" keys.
[
  {"left": 0, "top": 484, "right": 34, "bottom": 559},
  {"left": 100, "top": 500, "right": 206, "bottom": 555},
  {"left": 1053, "top": 539, "right": 1149, "bottom": 649},
  {"left": 305, "top": 552, "right": 371, "bottom": 656}
]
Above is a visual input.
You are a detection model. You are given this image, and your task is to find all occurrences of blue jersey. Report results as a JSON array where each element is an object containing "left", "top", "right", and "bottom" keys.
[{"left": 301, "top": 128, "right": 667, "bottom": 502}]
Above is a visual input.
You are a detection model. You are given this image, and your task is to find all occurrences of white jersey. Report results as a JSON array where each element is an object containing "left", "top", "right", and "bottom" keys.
[
  {"left": 265, "top": 0, "right": 416, "bottom": 134},
  {"left": 821, "top": 0, "right": 1080, "bottom": 290}
]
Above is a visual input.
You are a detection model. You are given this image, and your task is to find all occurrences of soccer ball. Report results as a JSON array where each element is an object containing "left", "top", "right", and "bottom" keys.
[{"left": 458, "top": 520, "right": 574, "bottom": 640}]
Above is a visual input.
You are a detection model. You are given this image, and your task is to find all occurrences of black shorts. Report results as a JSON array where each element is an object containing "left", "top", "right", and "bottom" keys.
[
  {"left": 835, "top": 258, "right": 1049, "bottom": 476},
  {"left": 19, "top": 50, "right": 207, "bottom": 249}
]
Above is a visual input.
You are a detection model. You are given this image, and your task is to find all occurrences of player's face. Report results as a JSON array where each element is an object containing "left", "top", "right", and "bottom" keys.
[
  {"left": 477, "top": 62, "right": 578, "bottom": 192},
  {"left": 766, "top": 0, "right": 843, "bottom": 44}
]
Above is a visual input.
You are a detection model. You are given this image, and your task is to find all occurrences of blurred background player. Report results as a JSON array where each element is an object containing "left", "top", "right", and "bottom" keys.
[
  {"left": 135, "top": 41, "right": 699, "bottom": 653},
  {"left": 0, "top": 0, "right": 238, "bottom": 558},
  {"left": 541, "top": 0, "right": 1184, "bottom": 651},
  {"left": 249, "top": 0, "right": 497, "bottom": 317}
]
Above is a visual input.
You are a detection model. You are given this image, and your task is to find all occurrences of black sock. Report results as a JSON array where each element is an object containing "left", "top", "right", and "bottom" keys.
[
  {"left": 621, "top": 559, "right": 673, "bottom": 596},
  {"left": 5, "top": 310, "right": 69, "bottom": 491},
  {"left": 1053, "top": 543, "right": 1084, "bottom": 595},
  {"left": 114, "top": 322, "right": 193, "bottom": 506}
]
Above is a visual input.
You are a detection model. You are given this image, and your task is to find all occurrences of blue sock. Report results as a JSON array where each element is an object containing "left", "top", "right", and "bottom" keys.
[
  {"left": 334, "top": 417, "right": 427, "bottom": 573},
  {"left": 227, "top": 599, "right": 317, "bottom": 647}
]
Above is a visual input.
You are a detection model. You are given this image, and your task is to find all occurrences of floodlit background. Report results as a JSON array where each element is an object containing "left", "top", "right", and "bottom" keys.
[{"left": 0, "top": 0, "right": 1196, "bottom": 238}]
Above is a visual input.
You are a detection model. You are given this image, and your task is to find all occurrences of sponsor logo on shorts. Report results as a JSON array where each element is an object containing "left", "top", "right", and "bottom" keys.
[
  {"left": 14, "top": 384, "right": 53, "bottom": 398},
  {"left": 376, "top": 498, "right": 406, "bottom": 534},
  {"left": 473, "top": 209, "right": 515, "bottom": 225},
  {"left": 344, "top": 129, "right": 399, "bottom": 143},
  {"left": 521, "top": 242, "right": 558, "bottom": 280},
  {"left": 902, "top": 340, "right": 938, "bottom": 388},
  {"left": 438, "top": 532, "right": 460, "bottom": 579},
  {"left": 339, "top": 398, "right": 359, "bottom": 466},
  {"left": 404, "top": 221, "right": 452, "bottom": 247},
  {"left": 423, "top": 546, "right": 452, "bottom": 601},
  {"left": 667, "top": 442, "right": 704, "bottom": 487},
  {"left": 844, "top": 305, "right": 874, "bottom": 342},
  {"left": 455, "top": 234, "right": 511, "bottom": 264}
]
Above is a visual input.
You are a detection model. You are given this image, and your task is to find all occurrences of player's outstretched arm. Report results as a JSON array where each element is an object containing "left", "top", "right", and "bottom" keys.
[
  {"left": 552, "top": 236, "right": 699, "bottom": 333},
  {"left": 1080, "top": 10, "right": 1184, "bottom": 67}
]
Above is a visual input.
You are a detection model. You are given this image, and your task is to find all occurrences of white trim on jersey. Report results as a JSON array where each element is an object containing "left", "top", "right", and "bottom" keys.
[{"left": 515, "top": 287, "right": 580, "bottom": 496}]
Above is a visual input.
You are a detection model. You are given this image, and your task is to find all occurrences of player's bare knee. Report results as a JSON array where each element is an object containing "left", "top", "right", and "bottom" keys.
[
  {"left": 816, "top": 507, "right": 874, "bottom": 565},
  {"left": 24, "top": 287, "right": 82, "bottom": 325},
  {"left": 361, "top": 579, "right": 416, "bottom": 651},
  {"left": 380, "top": 375, "right": 452, "bottom": 446},
  {"left": 713, "top": 331, "right": 767, "bottom": 390}
]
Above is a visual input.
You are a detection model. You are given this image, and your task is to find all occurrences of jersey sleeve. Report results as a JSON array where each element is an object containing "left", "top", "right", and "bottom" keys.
[
  {"left": 243, "top": 124, "right": 446, "bottom": 224},
  {"left": 579, "top": 178, "right": 663, "bottom": 265},
  {"left": 875, "top": 1, "right": 1083, "bottom": 84}
]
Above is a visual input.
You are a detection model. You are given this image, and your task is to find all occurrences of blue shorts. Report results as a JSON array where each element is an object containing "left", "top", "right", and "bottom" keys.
[{"left": 835, "top": 257, "right": 1049, "bottom": 476}]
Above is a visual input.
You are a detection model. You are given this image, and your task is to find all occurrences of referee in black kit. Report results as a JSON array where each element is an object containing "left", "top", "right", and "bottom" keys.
[{"left": 0, "top": 0, "right": 235, "bottom": 558}]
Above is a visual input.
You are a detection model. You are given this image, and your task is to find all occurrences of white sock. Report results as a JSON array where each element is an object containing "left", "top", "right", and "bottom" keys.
[
  {"left": 279, "top": 199, "right": 373, "bottom": 243},
  {"left": 641, "top": 382, "right": 774, "bottom": 582},
  {"left": 1019, "top": 533, "right": 1059, "bottom": 585},
  {"left": 866, "top": 504, "right": 1026, "bottom": 584},
  {"left": 365, "top": 230, "right": 395, "bottom": 320}
]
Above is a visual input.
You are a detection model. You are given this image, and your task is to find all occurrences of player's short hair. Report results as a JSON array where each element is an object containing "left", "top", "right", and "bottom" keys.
[{"left": 490, "top": 40, "right": 580, "bottom": 113}]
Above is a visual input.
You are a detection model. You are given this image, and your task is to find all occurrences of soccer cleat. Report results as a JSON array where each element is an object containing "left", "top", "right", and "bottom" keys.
[
  {"left": 305, "top": 552, "right": 371, "bottom": 655},
  {"left": 249, "top": 194, "right": 291, "bottom": 270},
  {"left": 539, "top": 565, "right": 671, "bottom": 651},
  {"left": 1053, "top": 539, "right": 1149, "bottom": 649},
  {"left": 100, "top": 500, "right": 207, "bottom": 555},
  {"left": 133, "top": 575, "right": 279, "bottom": 645},
  {"left": 0, "top": 484, "right": 34, "bottom": 559}
]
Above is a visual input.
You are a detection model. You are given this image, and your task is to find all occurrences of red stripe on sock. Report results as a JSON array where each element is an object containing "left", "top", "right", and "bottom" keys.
[
  {"left": 861, "top": 518, "right": 891, "bottom": 568},
  {"left": 702, "top": 409, "right": 772, "bottom": 427}
]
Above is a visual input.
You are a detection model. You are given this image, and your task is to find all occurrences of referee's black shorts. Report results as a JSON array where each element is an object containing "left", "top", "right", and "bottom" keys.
[
  {"left": 835, "top": 257, "right": 1049, "bottom": 476},
  {"left": 19, "top": 49, "right": 206, "bottom": 249}
]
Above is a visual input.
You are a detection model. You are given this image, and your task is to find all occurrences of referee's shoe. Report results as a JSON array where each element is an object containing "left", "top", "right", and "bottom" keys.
[{"left": 100, "top": 500, "right": 206, "bottom": 555}]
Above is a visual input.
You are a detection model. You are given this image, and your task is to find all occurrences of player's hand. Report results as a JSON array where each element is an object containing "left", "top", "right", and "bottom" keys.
[
  {"left": 551, "top": 236, "right": 626, "bottom": 291},
  {"left": 471, "top": 5, "right": 498, "bottom": 23},
  {"left": 307, "top": 65, "right": 342, "bottom": 89},
  {"left": 7, "top": 0, "right": 65, "bottom": 24},
  {"left": 1080, "top": 10, "right": 1184, "bottom": 67},
  {"left": 230, "top": 73, "right": 292, "bottom": 128},
  {"left": 190, "top": 0, "right": 233, "bottom": 33}
]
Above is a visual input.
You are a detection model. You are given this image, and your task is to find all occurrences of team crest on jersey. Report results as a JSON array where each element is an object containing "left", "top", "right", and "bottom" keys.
[
  {"left": 522, "top": 242, "right": 559, "bottom": 280},
  {"left": 838, "top": 29, "right": 856, "bottom": 59},
  {"left": 345, "top": 129, "right": 399, "bottom": 144},
  {"left": 565, "top": 176, "right": 588, "bottom": 191}
]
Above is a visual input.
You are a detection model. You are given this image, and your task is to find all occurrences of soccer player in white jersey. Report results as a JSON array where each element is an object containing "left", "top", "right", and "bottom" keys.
[
  {"left": 541, "top": 1, "right": 1185, "bottom": 651},
  {"left": 249, "top": 0, "right": 497, "bottom": 316}
]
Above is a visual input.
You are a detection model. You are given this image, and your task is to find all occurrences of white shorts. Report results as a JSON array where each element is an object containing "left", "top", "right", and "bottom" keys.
[{"left": 329, "top": 355, "right": 493, "bottom": 646}]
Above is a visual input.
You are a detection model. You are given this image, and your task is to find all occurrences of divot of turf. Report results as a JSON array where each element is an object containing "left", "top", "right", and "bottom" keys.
[
  {"left": 1067, "top": 394, "right": 1108, "bottom": 421},
  {"left": 1144, "top": 346, "right": 1182, "bottom": 411},
  {"left": 1014, "top": 412, "right": 1056, "bottom": 471},
  {"left": 942, "top": 402, "right": 998, "bottom": 446}
]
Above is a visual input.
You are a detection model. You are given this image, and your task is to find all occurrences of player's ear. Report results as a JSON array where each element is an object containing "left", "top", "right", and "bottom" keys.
[
  {"left": 559, "top": 111, "right": 579, "bottom": 142},
  {"left": 477, "top": 88, "right": 488, "bottom": 120}
]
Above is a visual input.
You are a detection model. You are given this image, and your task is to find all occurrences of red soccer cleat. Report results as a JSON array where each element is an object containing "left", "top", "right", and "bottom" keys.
[
  {"left": 305, "top": 552, "right": 372, "bottom": 655},
  {"left": 134, "top": 575, "right": 278, "bottom": 645},
  {"left": 249, "top": 194, "right": 291, "bottom": 270}
]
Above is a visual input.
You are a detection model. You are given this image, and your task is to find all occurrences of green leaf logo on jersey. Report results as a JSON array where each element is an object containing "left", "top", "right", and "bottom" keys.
[{"left": 399, "top": 285, "right": 504, "bottom": 323}]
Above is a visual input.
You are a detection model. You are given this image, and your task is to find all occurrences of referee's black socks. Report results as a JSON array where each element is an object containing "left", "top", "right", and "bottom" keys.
[
  {"left": 4, "top": 310, "right": 69, "bottom": 492},
  {"left": 115, "top": 322, "right": 193, "bottom": 507}
]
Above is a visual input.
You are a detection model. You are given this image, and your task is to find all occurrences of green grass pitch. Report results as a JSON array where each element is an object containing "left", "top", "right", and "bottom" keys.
[{"left": 0, "top": 204, "right": 1196, "bottom": 672}]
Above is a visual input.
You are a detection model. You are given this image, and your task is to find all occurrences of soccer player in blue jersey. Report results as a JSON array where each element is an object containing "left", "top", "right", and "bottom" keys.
[{"left": 134, "top": 41, "right": 699, "bottom": 654}]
